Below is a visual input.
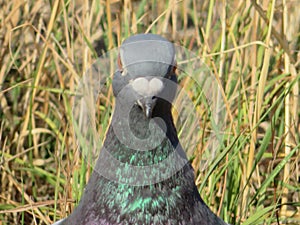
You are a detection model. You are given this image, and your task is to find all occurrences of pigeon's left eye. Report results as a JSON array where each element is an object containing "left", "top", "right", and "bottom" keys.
[
  {"left": 172, "top": 65, "right": 177, "bottom": 73},
  {"left": 165, "top": 65, "right": 176, "bottom": 79}
]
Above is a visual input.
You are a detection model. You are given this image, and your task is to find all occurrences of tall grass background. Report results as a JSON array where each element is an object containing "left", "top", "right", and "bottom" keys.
[{"left": 0, "top": 0, "right": 299, "bottom": 224}]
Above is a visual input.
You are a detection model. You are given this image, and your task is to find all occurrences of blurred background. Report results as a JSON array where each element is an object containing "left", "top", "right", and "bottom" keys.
[{"left": 0, "top": 0, "right": 299, "bottom": 224}]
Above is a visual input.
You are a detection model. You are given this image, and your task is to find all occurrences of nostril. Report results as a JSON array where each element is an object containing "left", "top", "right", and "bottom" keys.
[{"left": 152, "top": 96, "right": 156, "bottom": 100}]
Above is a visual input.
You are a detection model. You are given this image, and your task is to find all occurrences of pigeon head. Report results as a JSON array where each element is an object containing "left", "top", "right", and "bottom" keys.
[{"left": 112, "top": 34, "right": 177, "bottom": 118}]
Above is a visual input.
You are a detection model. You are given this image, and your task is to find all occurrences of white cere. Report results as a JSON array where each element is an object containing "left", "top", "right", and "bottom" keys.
[
  {"left": 131, "top": 77, "right": 148, "bottom": 95},
  {"left": 131, "top": 77, "right": 164, "bottom": 96},
  {"left": 149, "top": 78, "right": 163, "bottom": 94}
]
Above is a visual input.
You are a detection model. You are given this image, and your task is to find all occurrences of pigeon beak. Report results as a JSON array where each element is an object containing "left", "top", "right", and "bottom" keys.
[
  {"left": 144, "top": 102, "right": 153, "bottom": 118},
  {"left": 137, "top": 96, "right": 157, "bottom": 119}
]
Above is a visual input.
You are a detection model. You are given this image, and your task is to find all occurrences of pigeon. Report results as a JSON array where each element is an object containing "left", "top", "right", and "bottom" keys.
[{"left": 53, "top": 34, "right": 228, "bottom": 225}]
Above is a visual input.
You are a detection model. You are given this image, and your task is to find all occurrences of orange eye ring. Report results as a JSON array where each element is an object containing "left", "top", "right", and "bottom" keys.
[
  {"left": 117, "top": 54, "right": 123, "bottom": 72},
  {"left": 173, "top": 65, "right": 177, "bottom": 73},
  {"left": 172, "top": 60, "right": 177, "bottom": 73}
]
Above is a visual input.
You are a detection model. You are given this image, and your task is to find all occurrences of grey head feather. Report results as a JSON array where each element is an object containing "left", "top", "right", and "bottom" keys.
[{"left": 119, "top": 34, "right": 176, "bottom": 78}]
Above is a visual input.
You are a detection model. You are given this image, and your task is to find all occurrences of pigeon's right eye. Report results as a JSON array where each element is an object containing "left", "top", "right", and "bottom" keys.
[{"left": 118, "top": 54, "right": 123, "bottom": 73}]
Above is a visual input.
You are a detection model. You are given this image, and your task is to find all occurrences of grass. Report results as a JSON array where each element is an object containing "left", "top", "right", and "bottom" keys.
[{"left": 0, "top": 0, "right": 299, "bottom": 224}]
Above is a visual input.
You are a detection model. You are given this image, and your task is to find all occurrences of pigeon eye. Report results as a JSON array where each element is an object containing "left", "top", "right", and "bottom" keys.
[
  {"left": 172, "top": 64, "right": 177, "bottom": 73},
  {"left": 117, "top": 54, "right": 123, "bottom": 73},
  {"left": 165, "top": 65, "right": 176, "bottom": 79}
]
